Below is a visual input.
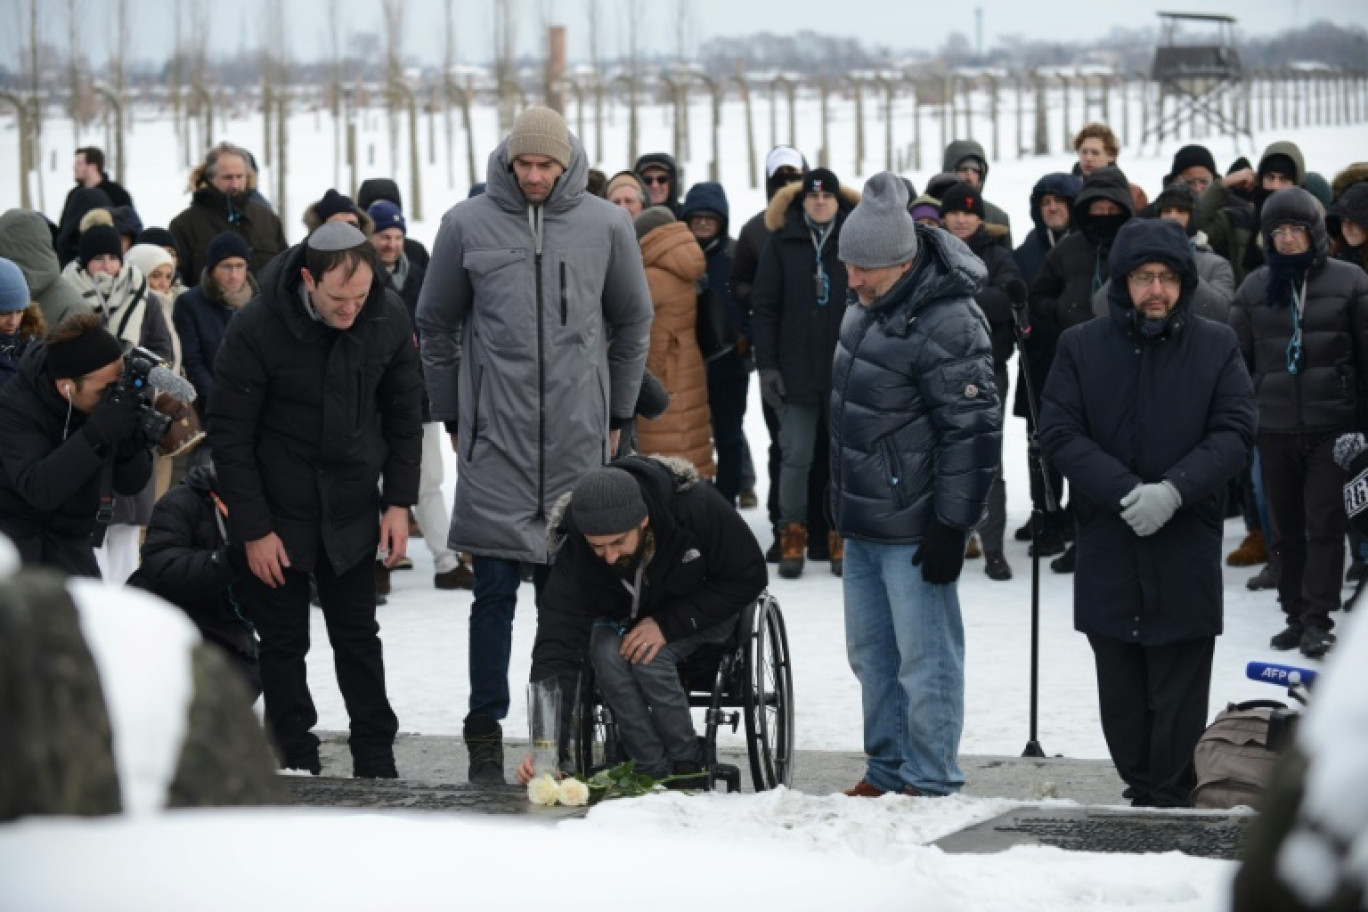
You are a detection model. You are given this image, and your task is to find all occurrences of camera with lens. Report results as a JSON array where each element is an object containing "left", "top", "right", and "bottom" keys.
[{"left": 104, "top": 347, "right": 174, "bottom": 450}]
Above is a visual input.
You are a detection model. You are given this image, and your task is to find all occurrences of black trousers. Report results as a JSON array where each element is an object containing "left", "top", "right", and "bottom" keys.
[
  {"left": 763, "top": 399, "right": 831, "bottom": 544},
  {"left": 245, "top": 549, "right": 398, "bottom": 769},
  {"left": 1087, "top": 634, "right": 1215, "bottom": 808},
  {"left": 1258, "top": 431, "right": 1347, "bottom": 631}
]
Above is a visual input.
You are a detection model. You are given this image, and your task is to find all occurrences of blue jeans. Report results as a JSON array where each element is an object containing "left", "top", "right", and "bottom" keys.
[
  {"left": 468, "top": 556, "right": 548, "bottom": 722},
  {"left": 843, "top": 538, "right": 966, "bottom": 795}
]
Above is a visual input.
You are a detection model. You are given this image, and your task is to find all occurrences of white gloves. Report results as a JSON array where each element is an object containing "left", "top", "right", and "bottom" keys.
[{"left": 1120, "top": 481, "right": 1182, "bottom": 537}]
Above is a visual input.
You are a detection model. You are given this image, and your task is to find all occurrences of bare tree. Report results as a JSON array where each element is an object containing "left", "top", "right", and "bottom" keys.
[
  {"left": 587, "top": 0, "right": 603, "bottom": 161},
  {"left": 674, "top": 0, "right": 698, "bottom": 64},
  {"left": 65, "top": 0, "right": 85, "bottom": 147},
  {"left": 382, "top": 0, "right": 404, "bottom": 172},
  {"left": 327, "top": 0, "right": 343, "bottom": 186},
  {"left": 494, "top": 0, "right": 518, "bottom": 131},
  {"left": 444, "top": 0, "right": 456, "bottom": 188}
]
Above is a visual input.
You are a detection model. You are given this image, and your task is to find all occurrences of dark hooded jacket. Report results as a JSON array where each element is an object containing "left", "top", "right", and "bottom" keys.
[
  {"left": 208, "top": 242, "right": 423, "bottom": 576},
  {"left": 1229, "top": 188, "right": 1368, "bottom": 435},
  {"left": 54, "top": 187, "right": 113, "bottom": 267},
  {"left": 356, "top": 178, "right": 431, "bottom": 269},
  {"left": 174, "top": 270, "right": 259, "bottom": 429},
  {"left": 829, "top": 225, "right": 1001, "bottom": 542},
  {"left": 1018, "top": 166, "right": 1134, "bottom": 418},
  {"left": 680, "top": 181, "right": 748, "bottom": 379},
  {"left": 169, "top": 185, "right": 288, "bottom": 290},
  {"left": 530, "top": 455, "right": 767, "bottom": 686},
  {"left": 633, "top": 152, "right": 683, "bottom": 216},
  {"left": 1014, "top": 172, "right": 1082, "bottom": 286},
  {"left": 0, "top": 209, "right": 86, "bottom": 329},
  {"left": 1038, "top": 218, "right": 1256, "bottom": 645},
  {"left": 128, "top": 464, "right": 257, "bottom": 661},
  {"left": 0, "top": 344, "right": 153, "bottom": 576},
  {"left": 962, "top": 223, "right": 1022, "bottom": 374},
  {"left": 751, "top": 181, "right": 861, "bottom": 405},
  {"left": 1199, "top": 141, "right": 1307, "bottom": 288},
  {"left": 941, "top": 140, "right": 1013, "bottom": 249},
  {"left": 732, "top": 170, "right": 805, "bottom": 312}
]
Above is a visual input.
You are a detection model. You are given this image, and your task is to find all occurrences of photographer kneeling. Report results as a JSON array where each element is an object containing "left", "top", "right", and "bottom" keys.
[
  {"left": 519, "top": 456, "right": 767, "bottom": 785},
  {"left": 0, "top": 313, "right": 154, "bottom": 576}
]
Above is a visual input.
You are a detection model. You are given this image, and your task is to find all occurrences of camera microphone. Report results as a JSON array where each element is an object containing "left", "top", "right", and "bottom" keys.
[
  {"left": 148, "top": 364, "right": 197, "bottom": 403},
  {"left": 1007, "top": 278, "right": 1031, "bottom": 338}
]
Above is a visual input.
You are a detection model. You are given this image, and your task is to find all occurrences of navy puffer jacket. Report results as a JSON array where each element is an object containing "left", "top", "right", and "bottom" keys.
[{"left": 830, "top": 225, "right": 1002, "bottom": 542}]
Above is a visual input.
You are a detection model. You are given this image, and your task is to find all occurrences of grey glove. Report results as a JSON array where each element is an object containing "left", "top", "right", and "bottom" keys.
[
  {"left": 759, "top": 369, "right": 786, "bottom": 409},
  {"left": 1119, "top": 481, "right": 1182, "bottom": 537}
]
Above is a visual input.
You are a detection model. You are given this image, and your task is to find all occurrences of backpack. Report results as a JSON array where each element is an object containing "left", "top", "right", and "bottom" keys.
[{"left": 1191, "top": 700, "right": 1298, "bottom": 809}]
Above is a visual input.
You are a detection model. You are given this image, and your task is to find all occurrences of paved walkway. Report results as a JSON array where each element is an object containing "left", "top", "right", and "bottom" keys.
[{"left": 317, "top": 731, "right": 1130, "bottom": 805}]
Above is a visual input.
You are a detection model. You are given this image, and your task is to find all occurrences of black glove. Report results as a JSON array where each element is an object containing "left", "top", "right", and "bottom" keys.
[
  {"left": 912, "top": 520, "right": 968, "bottom": 585},
  {"left": 759, "top": 369, "right": 786, "bottom": 409},
  {"left": 219, "top": 545, "right": 250, "bottom": 578},
  {"left": 83, "top": 386, "right": 142, "bottom": 450}
]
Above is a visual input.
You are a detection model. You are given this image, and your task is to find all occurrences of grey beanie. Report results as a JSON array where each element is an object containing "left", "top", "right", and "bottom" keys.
[
  {"left": 572, "top": 467, "right": 648, "bottom": 535},
  {"left": 506, "top": 106, "right": 572, "bottom": 170},
  {"left": 634, "top": 206, "right": 676, "bottom": 241},
  {"left": 839, "top": 172, "right": 919, "bottom": 269}
]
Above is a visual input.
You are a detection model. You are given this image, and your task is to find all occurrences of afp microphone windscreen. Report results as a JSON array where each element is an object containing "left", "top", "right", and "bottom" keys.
[{"left": 149, "top": 365, "right": 197, "bottom": 403}]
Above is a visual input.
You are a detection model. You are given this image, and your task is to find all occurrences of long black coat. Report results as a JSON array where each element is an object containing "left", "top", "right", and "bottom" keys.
[
  {"left": 1038, "top": 219, "right": 1257, "bottom": 645},
  {"left": 208, "top": 243, "right": 423, "bottom": 576},
  {"left": 829, "top": 226, "right": 1002, "bottom": 542},
  {"left": 1229, "top": 188, "right": 1368, "bottom": 434},
  {"left": 128, "top": 465, "right": 257, "bottom": 660},
  {"left": 169, "top": 186, "right": 288, "bottom": 289},
  {"left": 530, "top": 455, "right": 767, "bottom": 685},
  {"left": 0, "top": 345, "right": 153, "bottom": 576},
  {"left": 174, "top": 280, "right": 239, "bottom": 429},
  {"left": 750, "top": 182, "right": 858, "bottom": 405},
  {"left": 380, "top": 254, "right": 431, "bottom": 422}
]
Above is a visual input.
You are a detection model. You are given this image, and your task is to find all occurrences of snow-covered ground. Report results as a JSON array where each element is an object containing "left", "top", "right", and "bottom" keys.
[{"left": 3, "top": 96, "right": 1367, "bottom": 911}]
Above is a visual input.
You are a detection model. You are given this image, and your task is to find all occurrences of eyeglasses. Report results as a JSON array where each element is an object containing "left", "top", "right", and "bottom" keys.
[
  {"left": 1127, "top": 270, "right": 1181, "bottom": 290},
  {"left": 1271, "top": 225, "right": 1308, "bottom": 240},
  {"left": 641, "top": 174, "right": 670, "bottom": 186},
  {"left": 955, "top": 165, "right": 983, "bottom": 176}
]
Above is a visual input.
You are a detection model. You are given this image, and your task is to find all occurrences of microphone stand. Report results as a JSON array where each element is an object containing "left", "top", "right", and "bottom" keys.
[{"left": 1011, "top": 302, "right": 1054, "bottom": 760}]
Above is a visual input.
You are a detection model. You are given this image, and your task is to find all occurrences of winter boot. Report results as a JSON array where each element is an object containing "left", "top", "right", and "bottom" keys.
[
  {"left": 778, "top": 523, "right": 807, "bottom": 580},
  {"left": 765, "top": 525, "right": 782, "bottom": 564},
  {"left": 464, "top": 714, "right": 506, "bottom": 784},
  {"left": 984, "top": 552, "right": 1012, "bottom": 581},
  {"left": 1014, "top": 519, "right": 1034, "bottom": 542},
  {"left": 1225, "top": 529, "right": 1268, "bottom": 567},
  {"left": 1269, "top": 624, "right": 1304, "bottom": 651},
  {"left": 1300, "top": 626, "right": 1336, "bottom": 659},
  {"left": 375, "top": 561, "right": 392, "bottom": 596},
  {"left": 1050, "top": 543, "right": 1077, "bottom": 574},
  {"left": 434, "top": 560, "right": 475, "bottom": 590},
  {"left": 1029, "top": 511, "right": 1066, "bottom": 558},
  {"left": 354, "top": 757, "right": 399, "bottom": 779},
  {"left": 1247, "top": 563, "right": 1280, "bottom": 591},
  {"left": 828, "top": 531, "right": 844, "bottom": 577},
  {"left": 965, "top": 534, "right": 982, "bottom": 560},
  {"left": 738, "top": 489, "right": 759, "bottom": 509}
]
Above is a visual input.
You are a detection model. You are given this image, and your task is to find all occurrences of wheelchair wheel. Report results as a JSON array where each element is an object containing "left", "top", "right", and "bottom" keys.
[
  {"left": 572, "top": 661, "right": 623, "bottom": 777},
  {"left": 742, "top": 593, "right": 795, "bottom": 790}
]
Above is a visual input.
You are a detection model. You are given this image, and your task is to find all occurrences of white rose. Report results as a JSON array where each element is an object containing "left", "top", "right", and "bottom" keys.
[
  {"left": 556, "top": 777, "right": 590, "bottom": 807},
  {"left": 527, "top": 773, "right": 560, "bottom": 806}
]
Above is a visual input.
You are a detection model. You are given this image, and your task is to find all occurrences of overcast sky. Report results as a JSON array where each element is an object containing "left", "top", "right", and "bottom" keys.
[{"left": 21, "top": 0, "right": 1364, "bottom": 69}]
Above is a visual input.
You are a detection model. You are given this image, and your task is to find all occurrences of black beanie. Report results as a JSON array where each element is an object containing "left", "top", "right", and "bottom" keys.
[
  {"left": 206, "top": 232, "right": 252, "bottom": 271},
  {"left": 803, "top": 168, "right": 840, "bottom": 196},
  {"left": 1169, "top": 145, "right": 1218, "bottom": 180},
  {"left": 1154, "top": 181, "right": 1197, "bottom": 214},
  {"left": 45, "top": 323, "right": 124, "bottom": 380},
  {"left": 78, "top": 225, "right": 124, "bottom": 269},
  {"left": 315, "top": 189, "right": 359, "bottom": 223},
  {"left": 571, "top": 467, "right": 648, "bottom": 535},
  {"left": 1227, "top": 156, "right": 1253, "bottom": 176},
  {"left": 938, "top": 182, "right": 986, "bottom": 220},
  {"left": 137, "top": 227, "right": 176, "bottom": 249}
]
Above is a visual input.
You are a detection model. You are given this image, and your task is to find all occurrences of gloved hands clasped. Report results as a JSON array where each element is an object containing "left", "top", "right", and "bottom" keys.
[{"left": 1120, "top": 481, "right": 1182, "bottom": 537}]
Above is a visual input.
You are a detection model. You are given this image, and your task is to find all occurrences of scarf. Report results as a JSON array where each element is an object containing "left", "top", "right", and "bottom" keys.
[
  {"left": 62, "top": 260, "right": 148, "bottom": 348},
  {"left": 387, "top": 253, "right": 411, "bottom": 295},
  {"left": 1265, "top": 248, "right": 1316, "bottom": 308}
]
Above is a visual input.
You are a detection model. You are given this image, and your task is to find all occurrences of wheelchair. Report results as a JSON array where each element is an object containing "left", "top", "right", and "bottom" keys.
[{"left": 570, "top": 591, "right": 794, "bottom": 792}]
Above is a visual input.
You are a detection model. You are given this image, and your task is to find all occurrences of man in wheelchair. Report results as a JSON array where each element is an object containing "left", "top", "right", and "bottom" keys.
[{"left": 519, "top": 455, "right": 767, "bottom": 785}]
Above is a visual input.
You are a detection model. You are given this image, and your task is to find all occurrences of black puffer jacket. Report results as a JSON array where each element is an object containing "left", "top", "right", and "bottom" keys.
[
  {"left": 1230, "top": 187, "right": 1368, "bottom": 434},
  {"left": 751, "top": 182, "right": 858, "bottom": 405},
  {"left": 128, "top": 465, "right": 257, "bottom": 660},
  {"left": 962, "top": 223, "right": 1022, "bottom": 373},
  {"left": 1018, "top": 166, "right": 1135, "bottom": 419},
  {"left": 530, "top": 455, "right": 767, "bottom": 684},
  {"left": 0, "top": 345, "right": 153, "bottom": 575},
  {"left": 1039, "top": 218, "right": 1257, "bottom": 644},
  {"left": 209, "top": 242, "right": 424, "bottom": 576},
  {"left": 830, "top": 225, "right": 1002, "bottom": 542}
]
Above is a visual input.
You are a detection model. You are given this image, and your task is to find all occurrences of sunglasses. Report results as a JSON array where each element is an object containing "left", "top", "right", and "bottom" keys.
[{"left": 641, "top": 174, "right": 670, "bottom": 186}]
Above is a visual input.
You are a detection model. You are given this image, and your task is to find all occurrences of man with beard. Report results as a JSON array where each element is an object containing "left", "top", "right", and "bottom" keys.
[
  {"left": 418, "top": 107, "right": 652, "bottom": 783},
  {"left": 521, "top": 457, "right": 766, "bottom": 785},
  {"left": 1039, "top": 218, "right": 1255, "bottom": 807},
  {"left": 1229, "top": 188, "right": 1368, "bottom": 659},
  {"left": 170, "top": 142, "right": 287, "bottom": 289},
  {"left": 1027, "top": 165, "right": 1135, "bottom": 569}
]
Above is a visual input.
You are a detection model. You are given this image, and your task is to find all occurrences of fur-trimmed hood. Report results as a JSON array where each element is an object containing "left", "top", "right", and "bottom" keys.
[
  {"left": 1332, "top": 163, "right": 1368, "bottom": 202},
  {"left": 764, "top": 181, "right": 862, "bottom": 232},
  {"left": 302, "top": 201, "right": 375, "bottom": 236},
  {"left": 547, "top": 455, "right": 701, "bottom": 555}
]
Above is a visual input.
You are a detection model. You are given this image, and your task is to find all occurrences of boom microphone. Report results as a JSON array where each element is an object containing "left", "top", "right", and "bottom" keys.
[
  {"left": 1246, "top": 661, "right": 1319, "bottom": 689},
  {"left": 1007, "top": 278, "right": 1031, "bottom": 338},
  {"left": 148, "top": 364, "right": 197, "bottom": 403}
]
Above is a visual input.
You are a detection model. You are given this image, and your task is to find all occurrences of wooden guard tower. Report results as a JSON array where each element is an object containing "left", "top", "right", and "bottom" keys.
[{"left": 1142, "top": 12, "right": 1255, "bottom": 150}]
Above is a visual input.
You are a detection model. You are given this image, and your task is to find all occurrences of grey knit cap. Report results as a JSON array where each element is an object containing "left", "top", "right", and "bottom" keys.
[
  {"left": 506, "top": 106, "right": 572, "bottom": 170},
  {"left": 634, "top": 206, "right": 676, "bottom": 241},
  {"left": 572, "top": 467, "right": 648, "bottom": 535},
  {"left": 839, "top": 172, "right": 919, "bottom": 269}
]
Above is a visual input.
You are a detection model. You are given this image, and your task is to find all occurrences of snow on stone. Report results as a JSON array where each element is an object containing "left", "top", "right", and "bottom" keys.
[{"left": 71, "top": 579, "right": 200, "bottom": 815}]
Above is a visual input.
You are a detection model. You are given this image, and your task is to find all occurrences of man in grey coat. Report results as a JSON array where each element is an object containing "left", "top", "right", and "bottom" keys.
[{"left": 417, "top": 106, "right": 653, "bottom": 783}]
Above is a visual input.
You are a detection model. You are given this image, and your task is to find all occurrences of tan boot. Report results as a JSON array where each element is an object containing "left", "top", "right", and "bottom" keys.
[
  {"left": 1226, "top": 529, "right": 1268, "bottom": 567},
  {"left": 778, "top": 523, "right": 807, "bottom": 579},
  {"left": 828, "top": 531, "right": 844, "bottom": 577},
  {"left": 965, "top": 533, "right": 982, "bottom": 559}
]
